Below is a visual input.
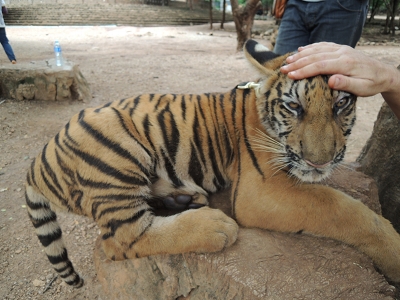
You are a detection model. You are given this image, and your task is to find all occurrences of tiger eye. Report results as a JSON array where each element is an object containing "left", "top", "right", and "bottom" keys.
[
  {"left": 288, "top": 102, "right": 300, "bottom": 109},
  {"left": 336, "top": 98, "right": 348, "bottom": 108}
]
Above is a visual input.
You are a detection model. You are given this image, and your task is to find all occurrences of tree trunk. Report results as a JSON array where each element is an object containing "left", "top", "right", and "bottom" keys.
[
  {"left": 209, "top": 0, "right": 213, "bottom": 30},
  {"left": 368, "top": 0, "right": 383, "bottom": 23},
  {"left": 390, "top": 14, "right": 396, "bottom": 35},
  {"left": 391, "top": 0, "right": 400, "bottom": 36},
  {"left": 383, "top": 0, "right": 392, "bottom": 34},
  {"left": 231, "top": 0, "right": 262, "bottom": 51},
  {"left": 186, "top": 0, "right": 193, "bottom": 10},
  {"left": 221, "top": 0, "right": 226, "bottom": 29},
  {"left": 383, "top": 0, "right": 400, "bottom": 35}
]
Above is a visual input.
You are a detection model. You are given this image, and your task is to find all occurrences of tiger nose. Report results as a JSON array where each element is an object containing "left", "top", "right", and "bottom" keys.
[{"left": 305, "top": 159, "right": 332, "bottom": 168}]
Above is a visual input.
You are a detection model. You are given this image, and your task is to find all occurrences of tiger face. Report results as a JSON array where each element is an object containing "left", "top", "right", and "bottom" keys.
[{"left": 245, "top": 40, "right": 357, "bottom": 183}]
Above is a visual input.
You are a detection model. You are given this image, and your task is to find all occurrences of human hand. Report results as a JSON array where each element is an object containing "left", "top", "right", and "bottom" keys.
[{"left": 280, "top": 42, "right": 398, "bottom": 98}]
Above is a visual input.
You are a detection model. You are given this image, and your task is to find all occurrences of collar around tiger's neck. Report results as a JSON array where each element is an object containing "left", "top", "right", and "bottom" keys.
[
  {"left": 236, "top": 82, "right": 260, "bottom": 90},
  {"left": 236, "top": 81, "right": 261, "bottom": 99}
]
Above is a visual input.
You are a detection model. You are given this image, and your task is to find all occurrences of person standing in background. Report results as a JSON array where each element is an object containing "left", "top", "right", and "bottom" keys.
[
  {"left": 1, "top": 0, "right": 16, "bottom": 64},
  {"left": 273, "top": 0, "right": 369, "bottom": 55}
]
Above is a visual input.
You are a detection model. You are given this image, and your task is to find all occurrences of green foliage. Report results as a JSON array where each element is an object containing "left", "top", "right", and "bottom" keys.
[
  {"left": 262, "top": 0, "right": 273, "bottom": 7},
  {"left": 237, "top": 0, "right": 273, "bottom": 8}
]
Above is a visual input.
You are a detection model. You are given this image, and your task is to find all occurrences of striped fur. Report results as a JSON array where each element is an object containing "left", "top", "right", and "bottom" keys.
[{"left": 26, "top": 40, "right": 400, "bottom": 286}]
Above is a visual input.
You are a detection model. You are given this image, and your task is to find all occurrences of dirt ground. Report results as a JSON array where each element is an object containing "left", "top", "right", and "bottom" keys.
[{"left": 1, "top": 20, "right": 400, "bottom": 299}]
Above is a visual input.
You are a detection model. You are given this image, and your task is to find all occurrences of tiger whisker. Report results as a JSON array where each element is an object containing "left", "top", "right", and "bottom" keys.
[
  {"left": 253, "top": 128, "right": 283, "bottom": 145},
  {"left": 270, "top": 161, "right": 289, "bottom": 171},
  {"left": 268, "top": 156, "right": 291, "bottom": 174},
  {"left": 270, "top": 164, "right": 290, "bottom": 178},
  {"left": 248, "top": 128, "right": 286, "bottom": 153},
  {"left": 251, "top": 138, "right": 283, "bottom": 148},
  {"left": 266, "top": 156, "right": 288, "bottom": 168},
  {"left": 285, "top": 162, "right": 305, "bottom": 185},
  {"left": 250, "top": 138, "right": 282, "bottom": 146},
  {"left": 321, "top": 174, "right": 335, "bottom": 185},
  {"left": 252, "top": 145, "right": 284, "bottom": 154},
  {"left": 336, "top": 162, "right": 356, "bottom": 172},
  {"left": 288, "top": 168, "right": 303, "bottom": 186}
]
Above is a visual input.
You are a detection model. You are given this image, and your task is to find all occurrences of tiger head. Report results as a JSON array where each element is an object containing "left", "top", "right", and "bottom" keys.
[{"left": 244, "top": 40, "right": 357, "bottom": 183}]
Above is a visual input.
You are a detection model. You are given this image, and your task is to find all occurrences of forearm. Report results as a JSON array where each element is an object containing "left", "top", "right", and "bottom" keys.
[
  {"left": 381, "top": 65, "right": 400, "bottom": 120},
  {"left": 381, "top": 94, "right": 400, "bottom": 119}
]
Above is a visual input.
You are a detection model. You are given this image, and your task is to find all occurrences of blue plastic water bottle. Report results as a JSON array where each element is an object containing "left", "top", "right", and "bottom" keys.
[{"left": 54, "top": 41, "right": 63, "bottom": 67}]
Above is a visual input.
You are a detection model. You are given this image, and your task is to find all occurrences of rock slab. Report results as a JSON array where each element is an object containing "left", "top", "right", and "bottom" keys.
[
  {"left": 0, "top": 59, "right": 91, "bottom": 102},
  {"left": 358, "top": 102, "right": 400, "bottom": 233},
  {"left": 93, "top": 168, "right": 396, "bottom": 300}
]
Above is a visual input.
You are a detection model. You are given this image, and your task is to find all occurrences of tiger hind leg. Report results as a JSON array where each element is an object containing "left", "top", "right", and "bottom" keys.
[
  {"left": 25, "top": 186, "right": 84, "bottom": 288},
  {"left": 151, "top": 178, "right": 209, "bottom": 210},
  {"left": 162, "top": 193, "right": 208, "bottom": 210}
]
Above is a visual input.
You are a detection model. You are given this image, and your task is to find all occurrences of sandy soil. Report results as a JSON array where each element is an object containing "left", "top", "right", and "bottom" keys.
[{"left": 1, "top": 21, "right": 400, "bottom": 299}]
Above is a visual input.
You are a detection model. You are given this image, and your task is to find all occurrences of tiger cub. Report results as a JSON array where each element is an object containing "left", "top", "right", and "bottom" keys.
[{"left": 26, "top": 40, "right": 400, "bottom": 287}]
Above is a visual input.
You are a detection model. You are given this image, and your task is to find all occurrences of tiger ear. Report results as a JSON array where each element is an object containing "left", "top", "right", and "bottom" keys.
[{"left": 243, "top": 39, "right": 288, "bottom": 75}]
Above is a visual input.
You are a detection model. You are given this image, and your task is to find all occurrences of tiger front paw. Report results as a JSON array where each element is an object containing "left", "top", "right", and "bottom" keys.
[
  {"left": 178, "top": 207, "right": 239, "bottom": 253},
  {"left": 117, "top": 207, "right": 239, "bottom": 258}
]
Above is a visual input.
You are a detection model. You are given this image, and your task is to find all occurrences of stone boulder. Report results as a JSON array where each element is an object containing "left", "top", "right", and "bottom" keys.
[
  {"left": 93, "top": 167, "right": 396, "bottom": 300},
  {"left": 0, "top": 59, "right": 91, "bottom": 102},
  {"left": 357, "top": 102, "right": 400, "bottom": 234}
]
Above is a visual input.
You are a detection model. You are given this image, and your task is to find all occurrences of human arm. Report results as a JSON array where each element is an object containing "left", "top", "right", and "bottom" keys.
[
  {"left": 1, "top": 0, "right": 7, "bottom": 15},
  {"left": 280, "top": 42, "right": 400, "bottom": 119}
]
